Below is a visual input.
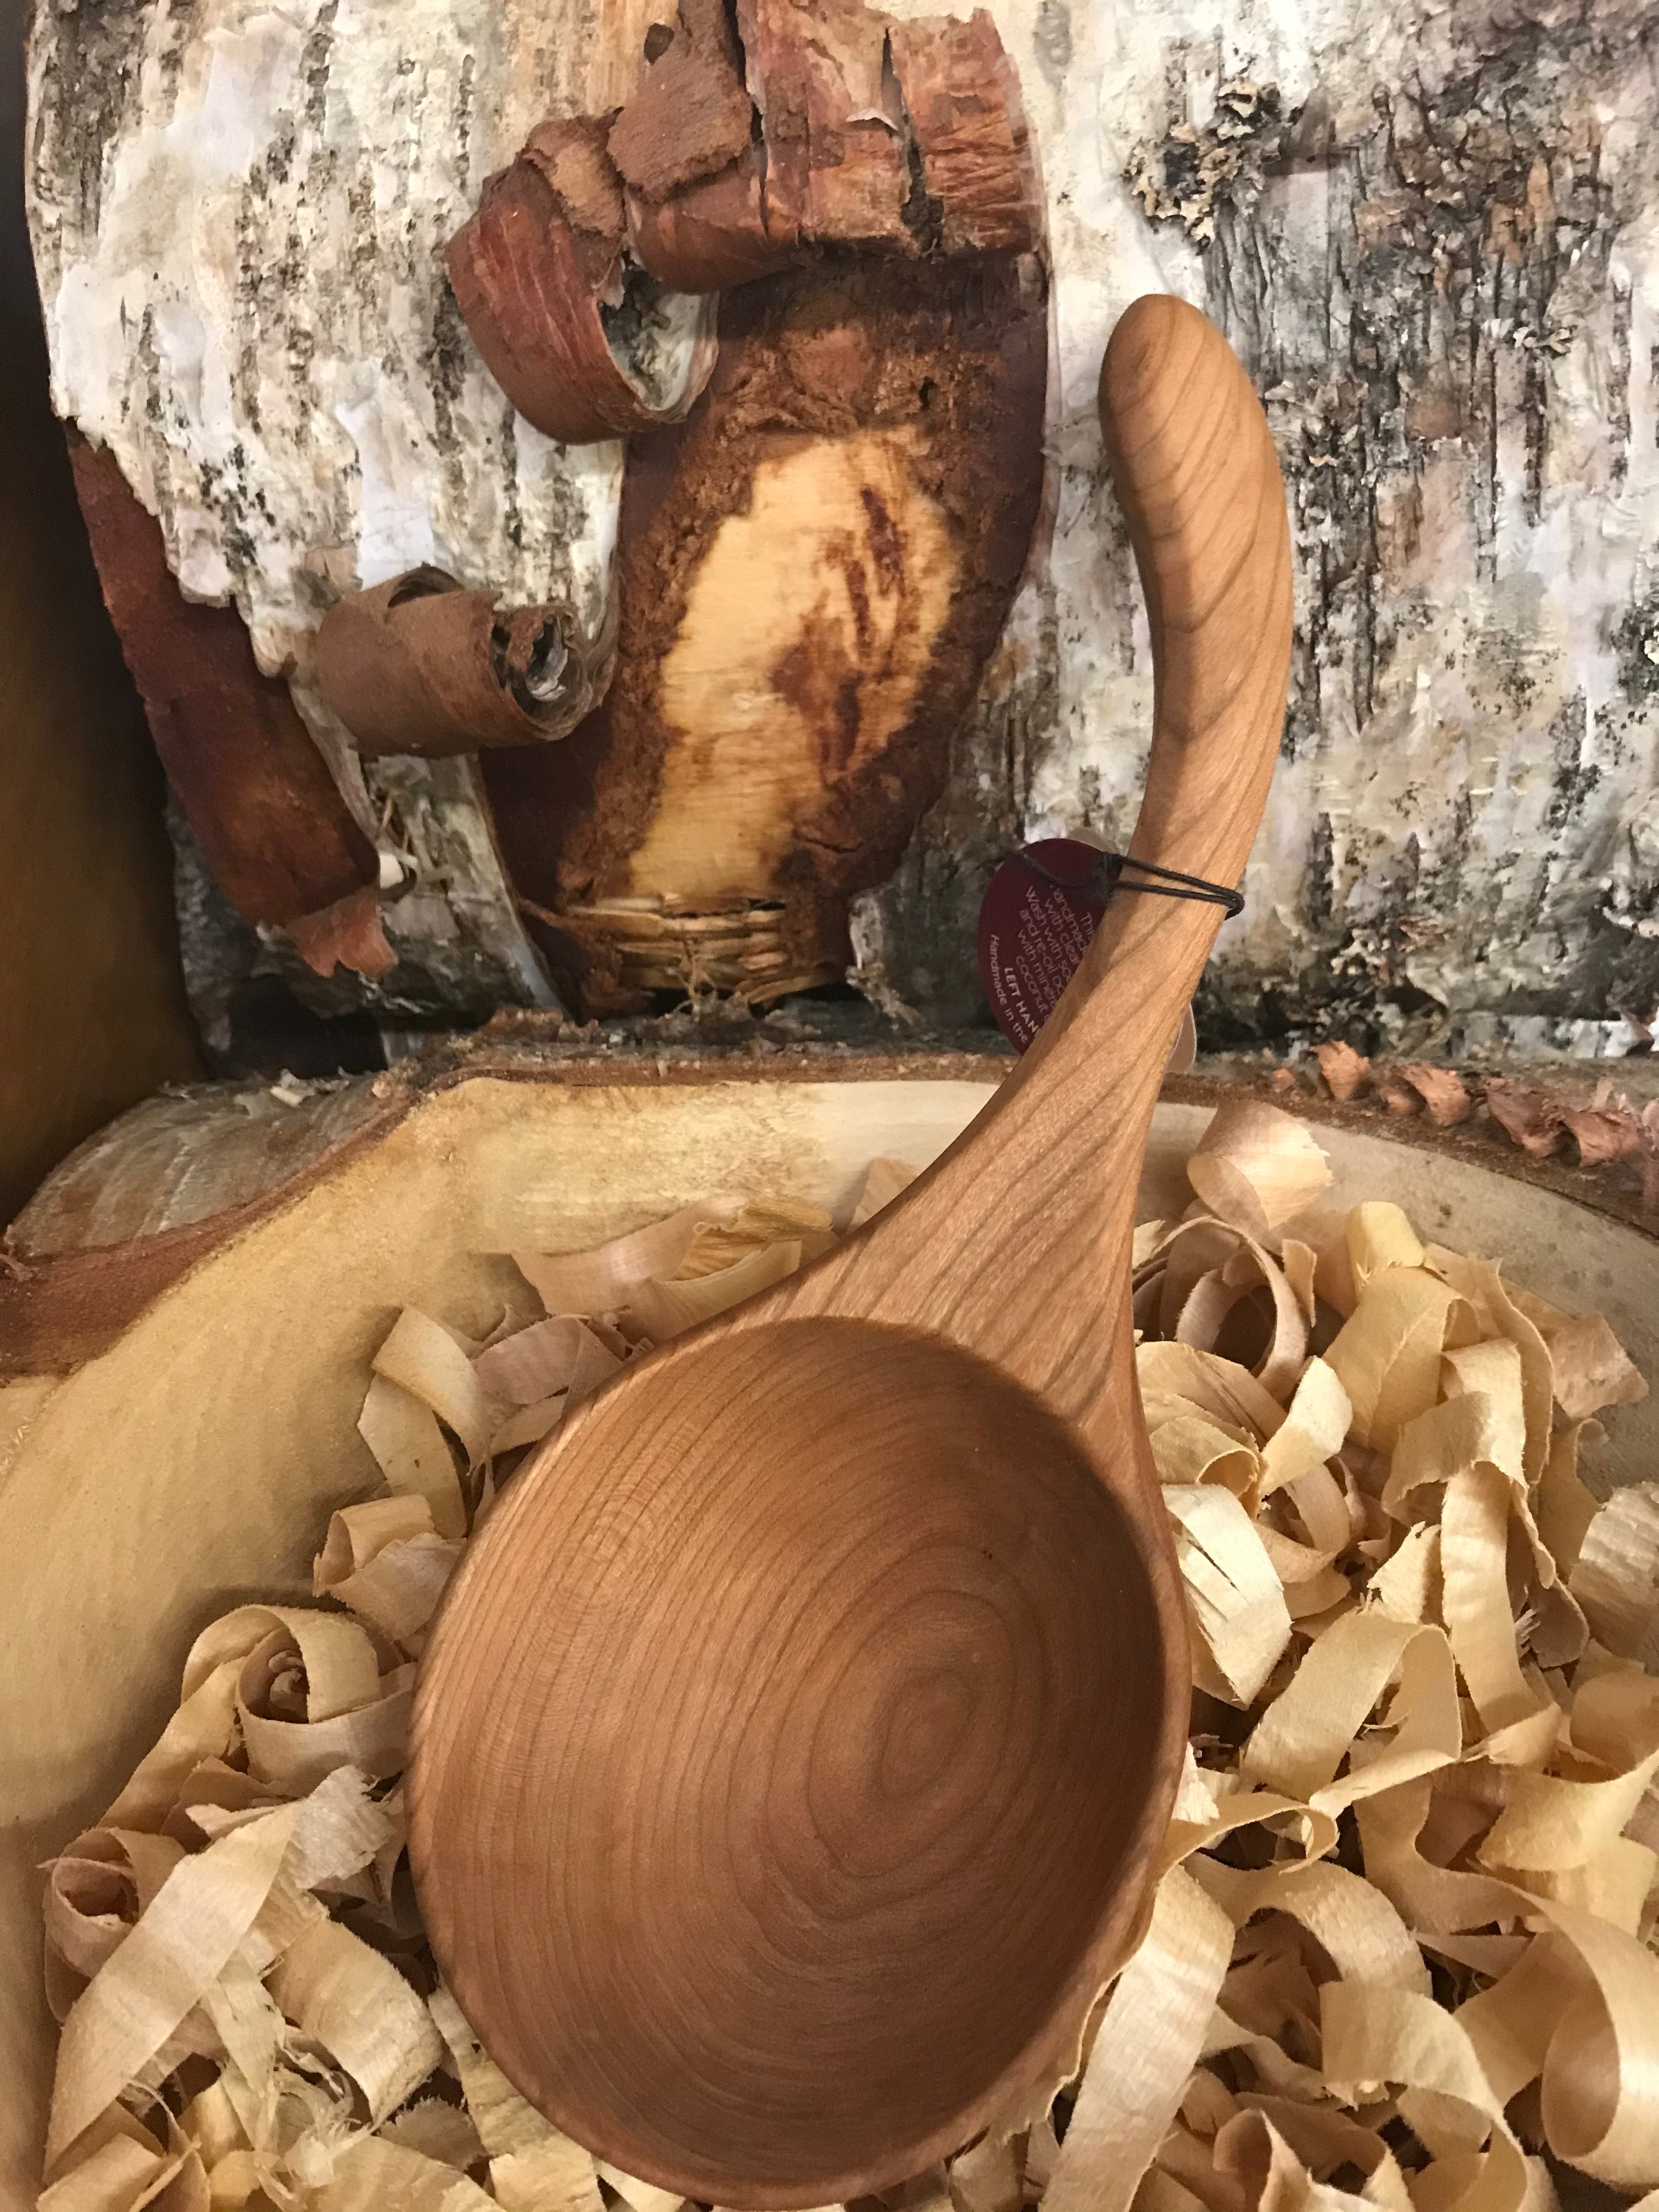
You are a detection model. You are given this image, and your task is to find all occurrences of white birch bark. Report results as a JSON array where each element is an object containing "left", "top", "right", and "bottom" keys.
[{"left": 28, "top": 0, "right": 1659, "bottom": 1049}]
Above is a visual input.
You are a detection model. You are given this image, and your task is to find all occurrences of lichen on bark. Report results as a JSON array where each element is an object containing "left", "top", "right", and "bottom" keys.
[
  {"left": 865, "top": 0, "right": 1659, "bottom": 1057},
  {"left": 29, "top": 0, "right": 1659, "bottom": 1057}
]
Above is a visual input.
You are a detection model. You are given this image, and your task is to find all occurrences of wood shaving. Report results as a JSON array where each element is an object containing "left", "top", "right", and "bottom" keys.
[
  {"left": 1398, "top": 1065, "right": 1475, "bottom": 1128},
  {"left": 1376, "top": 1068, "right": 1425, "bottom": 1118},
  {"left": 1558, "top": 1105, "right": 1641, "bottom": 1169},
  {"left": 1316, "top": 1043, "right": 1372, "bottom": 1103},
  {"left": 32, "top": 1102, "right": 1659, "bottom": 2212},
  {"left": 1482, "top": 1081, "right": 1567, "bottom": 1160}
]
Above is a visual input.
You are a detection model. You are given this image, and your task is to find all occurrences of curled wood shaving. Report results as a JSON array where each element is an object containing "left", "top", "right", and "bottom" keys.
[
  {"left": 1316, "top": 1043, "right": 1372, "bottom": 1103},
  {"left": 33, "top": 1102, "right": 1659, "bottom": 2212},
  {"left": 1571, "top": 1487, "right": 1659, "bottom": 1668},
  {"left": 1376, "top": 1068, "right": 1425, "bottom": 1119},
  {"left": 1187, "top": 1101, "right": 1334, "bottom": 1240},
  {"left": 1557, "top": 1104, "right": 1641, "bottom": 1168},
  {"left": 314, "top": 567, "right": 610, "bottom": 758},
  {"left": 446, "top": 117, "right": 718, "bottom": 445},
  {"left": 1398, "top": 1064, "right": 1474, "bottom": 1128},
  {"left": 1482, "top": 1081, "right": 1566, "bottom": 1160}
]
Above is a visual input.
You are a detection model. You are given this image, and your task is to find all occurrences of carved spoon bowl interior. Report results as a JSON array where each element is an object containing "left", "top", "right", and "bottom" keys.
[{"left": 409, "top": 295, "right": 1295, "bottom": 2210}]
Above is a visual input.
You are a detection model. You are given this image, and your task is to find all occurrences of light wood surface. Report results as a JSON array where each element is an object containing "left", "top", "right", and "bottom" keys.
[
  {"left": 480, "top": 252, "right": 1048, "bottom": 1014},
  {"left": 409, "top": 296, "right": 1294, "bottom": 2209},
  {"left": 629, "top": 427, "right": 957, "bottom": 904}
]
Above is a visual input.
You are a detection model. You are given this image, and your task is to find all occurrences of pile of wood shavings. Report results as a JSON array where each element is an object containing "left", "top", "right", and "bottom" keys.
[{"left": 35, "top": 1103, "right": 1659, "bottom": 2212}]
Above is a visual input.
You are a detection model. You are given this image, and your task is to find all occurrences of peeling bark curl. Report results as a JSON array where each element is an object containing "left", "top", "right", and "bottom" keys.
[
  {"left": 315, "top": 567, "right": 610, "bottom": 757},
  {"left": 447, "top": 117, "right": 718, "bottom": 445},
  {"left": 69, "top": 437, "right": 385, "bottom": 968}
]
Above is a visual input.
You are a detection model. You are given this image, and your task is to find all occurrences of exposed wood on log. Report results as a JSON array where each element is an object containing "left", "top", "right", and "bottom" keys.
[
  {"left": 0, "top": 1050, "right": 1008, "bottom": 1376},
  {"left": 8, "top": 1054, "right": 1659, "bottom": 1398},
  {"left": 67, "top": 438, "right": 385, "bottom": 966},
  {"left": 315, "top": 567, "right": 609, "bottom": 756},
  {"left": 447, "top": 119, "right": 718, "bottom": 444},
  {"left": 483, "top": 252, "right": 1048, "bottom": 1014}
]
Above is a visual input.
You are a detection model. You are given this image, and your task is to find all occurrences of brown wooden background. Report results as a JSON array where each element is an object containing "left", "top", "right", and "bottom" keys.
[{"left": 0, "top": 0, "right": 203, "bottom": 1224}]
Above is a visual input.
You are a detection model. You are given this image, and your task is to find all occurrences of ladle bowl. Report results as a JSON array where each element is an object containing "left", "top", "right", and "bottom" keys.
[
  {"left": 415, "top": 1320, "right": 1162, "bottom": 2198},
  {"left": 410, "top": 294, "right": 1295, "bottom": 2208}
]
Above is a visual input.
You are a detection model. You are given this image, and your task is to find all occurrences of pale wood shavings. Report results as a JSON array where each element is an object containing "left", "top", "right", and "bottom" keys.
[
  {"left": 1187, "top": 1101, "right": 1333, "bottom": 1241},
  {"left": 675, "top": 1198, "right": 835, "bottom": 1276},
  {"left": 510, "top": 1200, "right": 737, "bottom": 1316},
  {"left": 1570, "top": 1485, "right": 1659, "bottom": 1667},
  {"left": 1534, "top": 1312, "right": 1650, "bottom": 1424},
  {"left": 31, "top": 1099, "right": 1659, "bottom": 2212}
]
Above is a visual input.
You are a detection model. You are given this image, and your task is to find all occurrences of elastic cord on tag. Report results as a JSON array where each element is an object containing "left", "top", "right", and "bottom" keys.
[{"left": 1012, "top": 847, "right": 1244, "bottom": 918}]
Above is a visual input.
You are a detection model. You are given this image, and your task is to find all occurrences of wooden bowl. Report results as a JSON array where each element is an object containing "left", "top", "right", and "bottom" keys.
[{"left": 3, "top": 1052, "right": 1655, "bottom": 2205}]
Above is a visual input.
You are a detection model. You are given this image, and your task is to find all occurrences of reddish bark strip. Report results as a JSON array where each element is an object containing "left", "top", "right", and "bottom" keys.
[
  {"left": 888, "top": 10, "right": 1043, "bottom": 255},
  {"left": 315, "top": 566, "right": 608, "bottom": 757},
  {"left": 68, "top": 437, "right": 381, "bottom": 941},
  {"left": 447, "top": 117, "right": 716, "bottom": 444}
]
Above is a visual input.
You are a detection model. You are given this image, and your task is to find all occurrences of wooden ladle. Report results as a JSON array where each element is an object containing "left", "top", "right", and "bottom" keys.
[{"left": 409, "top": 295, "right": 1294, "bottom": 2210}]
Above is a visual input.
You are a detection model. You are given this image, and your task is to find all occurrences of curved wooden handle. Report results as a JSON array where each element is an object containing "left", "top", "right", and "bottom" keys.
[
  {"left": 774, "top": 297, "right": 1291, "bottom": 1432},
  {"left": 1101, "top": 294, "right": 1292, "bottom": 902}
]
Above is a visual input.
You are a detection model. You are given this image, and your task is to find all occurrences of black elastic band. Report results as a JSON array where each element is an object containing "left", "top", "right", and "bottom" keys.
[{"left": 1013, "top": 847, "right": 1244, "bottom": 918}]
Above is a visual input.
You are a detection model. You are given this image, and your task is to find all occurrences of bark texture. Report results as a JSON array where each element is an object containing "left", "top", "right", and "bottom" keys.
[
  {"left": 861, "top": 0, "right": 1659, "bottom": 1056},
  {"left": 69, "top": 438, "right": 382, "bottom": 938},
  {"left": 29, "top": 0, "right": 1659, "bottom": 1054},
  {"left": 27, "top": 0, "right": 651, "bottom": 1024}
]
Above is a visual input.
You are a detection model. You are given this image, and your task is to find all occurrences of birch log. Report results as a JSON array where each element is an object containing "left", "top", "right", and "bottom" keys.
[
  {"left": 28, "top": 0, "right": 1659, "bottom": 1051},
  {"left": 27, "top": 0, "right": 658, "bottom": 1025},
  {"left": 861, "top": 0, "right": 1659, "bottom": 1052}
]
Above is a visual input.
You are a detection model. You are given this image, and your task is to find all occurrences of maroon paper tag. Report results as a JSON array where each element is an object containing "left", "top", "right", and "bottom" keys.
[
  {"left": 977, "top": 839, "right": 1104, "bottom": 1052},
  {"left": 977, "top": 838, "right": 1200, "bottom": 1066}
]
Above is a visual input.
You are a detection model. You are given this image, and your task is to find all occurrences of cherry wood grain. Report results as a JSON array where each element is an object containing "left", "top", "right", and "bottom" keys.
[{"left": 409, "top": 296, "right": 1293, "bottom": 2210}]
